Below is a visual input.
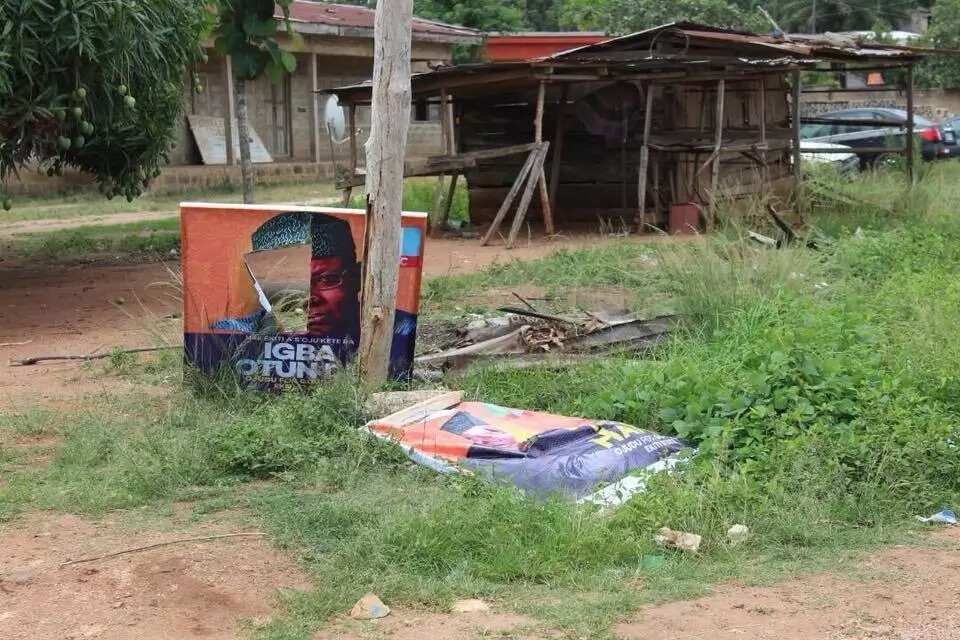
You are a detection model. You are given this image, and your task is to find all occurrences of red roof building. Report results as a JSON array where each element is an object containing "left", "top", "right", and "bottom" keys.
[{"left": 483, "top": 32, "right": 610, "bottom": 61}]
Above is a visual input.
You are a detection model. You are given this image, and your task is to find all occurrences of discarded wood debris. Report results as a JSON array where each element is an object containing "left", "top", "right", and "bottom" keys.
[{"left": 416, "top": 310, "right": 679, "bottom": 371}]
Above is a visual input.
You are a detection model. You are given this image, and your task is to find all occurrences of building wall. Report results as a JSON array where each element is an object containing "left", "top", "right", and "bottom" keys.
[
  {"left": 800, "top": 88, "right": 960, "bottom": 122},
  {"left": 175, "top": 52, "right": 444, "bottom": 168}
]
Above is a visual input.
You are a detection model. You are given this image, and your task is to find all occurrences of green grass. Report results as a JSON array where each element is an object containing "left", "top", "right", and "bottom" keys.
[
  {"left": 3, "top": 163, "right": 960, "bottom": 638},
  {"left": 1, "top": 180, "right": 342, "bottom": 224},
  {"left": 348, "top": 176, "right": 469, "bottom": 224},
  {"left": 3, "top": 218, "right": 182, "bottom": 260}
]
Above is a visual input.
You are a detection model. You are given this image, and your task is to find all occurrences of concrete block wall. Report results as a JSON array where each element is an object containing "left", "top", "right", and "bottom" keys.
[{"left": 801, "top": 88, "right": 960, "bottom": 122}]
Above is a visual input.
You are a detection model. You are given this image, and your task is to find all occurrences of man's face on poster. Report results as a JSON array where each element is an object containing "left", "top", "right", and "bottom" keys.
[{"left": 308, "top": 256, "right": 358, "bottom": 334}]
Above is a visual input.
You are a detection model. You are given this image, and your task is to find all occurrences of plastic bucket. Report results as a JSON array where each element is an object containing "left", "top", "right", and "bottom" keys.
[{"left": 669, "top": 203, "right": 701, "bottom": 235}]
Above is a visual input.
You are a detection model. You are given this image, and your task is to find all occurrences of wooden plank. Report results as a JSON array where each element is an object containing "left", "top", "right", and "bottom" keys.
[
  {"left": 223, "top": 55, "right": 236, "bottom": 166},
  {"left": 430, "top": 175, "right": 447, "bottom": 234},
  {"left": 373, "top": 391, "right": 464, "bottom": 427},
  {"left": 311, "top": 53, "right": 321, "bottom": 164},
  {"left": 445, "top": 90, "right": 456, "bottom": 154},
  {"left": 426, "top": 143, "right": 539, "bottom": 164},
  {"left": 438, "top": 173, "right": 459, "bottom": 231},
  {"left": 480, "top": 147, "right": 540, "bottom": 246},
  {"left": 187, "top": 115, "right": 273, "bottom": 165},
  {"left": 708, "top": 79, "right": 725, "bottom": 232},
  {"left": 906, "top": 64, "right": 915, "bottom": 185},
  {"left": 357, "top": 0, "right": 413, "bottom": 385},
  {"left": 341, "top": 103, "right": 358, "bottom": 205},
  {"left": 507, "top": 143, "right": 549, "bottom": 249},
  {"left": 759, "top": 76, "right": 769, "bottom": 188},
  {"left": 548, "top": 85, "right": 569, "bottom": 211},
  {"left": 791, "top": 70, "right": 802, "bottom": 188},
  {"left": 636, "top": 84, "right": 654, "bottom": 230},
  {"left": 532, "top": 81, "right": 554, "bottom": 236},
  {"left": 430, "top": 87, "right": 451, "bottom": 236}
]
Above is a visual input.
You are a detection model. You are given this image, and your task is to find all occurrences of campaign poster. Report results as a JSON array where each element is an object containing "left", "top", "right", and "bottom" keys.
[
  {"left": 367, "top": 401, "right": 690, "bottom": 505},
  {"left": 181, "top": 203, "right": 427, "bottom": 389}
]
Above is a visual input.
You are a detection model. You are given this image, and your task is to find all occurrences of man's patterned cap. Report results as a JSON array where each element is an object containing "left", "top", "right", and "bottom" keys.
[
  {"left": 310, "top": 213, "right": 357, "bottom": 263},
  {"left": 251, "top": 212, "right": 356, "bottom": 262}
]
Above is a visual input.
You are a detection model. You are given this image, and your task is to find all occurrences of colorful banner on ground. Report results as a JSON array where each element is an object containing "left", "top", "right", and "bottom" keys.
[
  {"left": 181, "top": 203, "right": 427, "bottom": 389},
  {"left": 367, "top": 398, "right": 690, "bottom": 506}
]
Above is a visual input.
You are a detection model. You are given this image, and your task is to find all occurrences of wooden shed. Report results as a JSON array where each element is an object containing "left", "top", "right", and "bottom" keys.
[{"left": 330, "top": 23, "right": 924, "bottom": 246}]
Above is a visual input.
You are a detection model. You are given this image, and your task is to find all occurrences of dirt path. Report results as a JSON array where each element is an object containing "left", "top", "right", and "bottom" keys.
[
  {"left": 0, "top": 512, "right": 310, "bottom": 640},
  {"left": 617, "top": 527, "right": 960, "bottom": 640}
]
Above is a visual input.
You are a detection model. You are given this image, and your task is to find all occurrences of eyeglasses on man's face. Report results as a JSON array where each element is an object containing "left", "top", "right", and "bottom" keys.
[{"left": 311, "top": 269, "right": 350, "bottom": 291}]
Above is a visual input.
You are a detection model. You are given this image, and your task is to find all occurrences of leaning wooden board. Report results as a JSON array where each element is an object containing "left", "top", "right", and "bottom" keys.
[{"left": 187, "top": 115, "right": 273, "bottom": 165}]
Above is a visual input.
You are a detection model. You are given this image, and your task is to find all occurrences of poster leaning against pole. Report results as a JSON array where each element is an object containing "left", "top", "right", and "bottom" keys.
[{"left": 180, "top": 203, "right": 427, "bottom": 390}]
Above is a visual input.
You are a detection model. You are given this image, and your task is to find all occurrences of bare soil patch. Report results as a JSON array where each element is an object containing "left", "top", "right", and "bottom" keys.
[
  {"left": 617, "top": 527, "right": 960, "bottom": 640},
  {"left": 0, "top": 511, "right": 310, "bottom": 640}
]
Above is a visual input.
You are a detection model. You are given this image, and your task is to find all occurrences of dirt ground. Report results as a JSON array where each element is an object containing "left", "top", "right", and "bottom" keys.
[
  {"left": 617, "top": 527, "right": 960, "bottom": 640},
  {"left": 0, "top": 511, "right": 311, "bottom": 640}
]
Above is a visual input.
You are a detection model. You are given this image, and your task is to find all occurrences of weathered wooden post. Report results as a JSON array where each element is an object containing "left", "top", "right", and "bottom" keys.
[
  {"left": 905, "top": 64, "right": 916, "bottom": 185},
  {"left": 791, "top": 70, "right": 802, "bottom": 188},
  {"left": 358, "top": 0, "right": 413, "bottom": 386}
]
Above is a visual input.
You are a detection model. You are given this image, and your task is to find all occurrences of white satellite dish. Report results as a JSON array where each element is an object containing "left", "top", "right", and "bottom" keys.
[{"left": 324, "top": 94, "right": 348, "bottom": 143}]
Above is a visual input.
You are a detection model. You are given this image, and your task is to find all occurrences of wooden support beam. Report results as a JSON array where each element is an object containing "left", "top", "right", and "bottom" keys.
[
  {"left": 533, "top": 80, "right": 554, "bottom": 236},
  {"left": 430, "top": 87, "right": 451, "bottom": 235},
  {"left": 480, "top": 146, "right": 540, "bottom": 246},
  {"left": 905, "top": 64, "right": 916, "bottom": 185},
  {"left": 427, "top": 143, "right": 539, "bottom": 165},
  {"left": 548, "top": 85, "right": 569, "bottom": 213},
  {"left": 438, "top": 173, "right": 459, "bottom": 231},
  {"left": 636, "top": 83, "right": 654, "bottom": 231},
  {"left": 341, "top": 103, "right": 358, "bottom": 205},
  {"left": 508, "top": 143, "right": 550, "bottom": 248},
  {"left": 759, "top": 76, "right": 769, "bottom": 189},
  {"left": 310, "top": 53, "right": 322, "bottom": 164},
  {"left": 707, "top": 79, "right": 725, "bottom": 232},
  {"left": 223, "top": 55, "right": 236, "bottom": 166},
  {"left": 445, "top": 90, "right": 456, "bottom": 154},
  {"left": 791, "top": 70, "right": 802, "bottom": 189}
]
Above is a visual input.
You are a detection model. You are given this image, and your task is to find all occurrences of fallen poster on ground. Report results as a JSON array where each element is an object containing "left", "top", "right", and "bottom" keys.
[
  {"left": 181, "top": 203, "right": 427, "bottom": 389},
  {"left": 366, "top": 392, "right": 690, "bottom": 506}
]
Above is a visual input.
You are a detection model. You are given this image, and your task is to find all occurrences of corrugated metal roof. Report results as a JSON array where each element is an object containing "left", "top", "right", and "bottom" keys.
[
  {"left": 329, "top": 21, "right": 931, "bottom": 102},
  {"left": 548, "top": 22, "right": 923, "bottom": 62},
  {"left": 279, "top": 1, "right": 481, "bottom": 42}
]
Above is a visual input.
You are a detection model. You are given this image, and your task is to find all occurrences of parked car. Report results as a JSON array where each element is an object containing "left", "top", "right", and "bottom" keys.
[
  {"left": 799, "top": 140, "right": 859, "bottom": 173},
  {"left": 800, "top": 108, "right": 948, "bottom": 168},
  {"left": 940, "top": 115, "right": 960, "bottom": 158}
]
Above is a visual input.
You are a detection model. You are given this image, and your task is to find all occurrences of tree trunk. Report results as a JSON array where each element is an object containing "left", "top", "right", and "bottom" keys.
[
  {"left": 357, "top": 0, "right": 413, "bottom": 386},
  {"left": 235, "top": 77, "right": 255, "bottom": 204}
]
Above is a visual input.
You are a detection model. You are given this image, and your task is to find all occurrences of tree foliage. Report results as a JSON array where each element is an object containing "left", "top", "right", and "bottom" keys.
[
  {"left": 0, "top": 0, "right": 207, "bottom": 206},
  {"left": 764, "top": 0, "right": 913, "bottom": 33},
  {"left": 212, "top": 0, "right": 297, "bottom": 82},
  {"left": 413, "top": 0, "right": 524, "bottom": 33},
  {"left": 561, "top": 0, "right": 757, "bottom": 34},
  {"left": 917, "top": 0, "right": 960, "bottom": 89}
]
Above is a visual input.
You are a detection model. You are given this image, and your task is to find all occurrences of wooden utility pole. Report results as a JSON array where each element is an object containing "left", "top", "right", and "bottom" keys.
[{"left": 357, "top": 0, "right": 413, "bottom": 385}]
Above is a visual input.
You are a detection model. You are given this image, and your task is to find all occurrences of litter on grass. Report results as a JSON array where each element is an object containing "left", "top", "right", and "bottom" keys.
[
  {"left": 916, "top": 508, "right": 958, "bottom": 525},
  {"left": 365, "top": 391, "right": 690, "bottom": 506}
]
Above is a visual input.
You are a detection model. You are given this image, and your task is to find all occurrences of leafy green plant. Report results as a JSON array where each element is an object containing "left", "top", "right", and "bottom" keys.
[
  {"left": 212, "top": 0, "right": 297, "bottom": 203},
  {"left": 0, "top": 0, "right": 207, "bottom": 205}
]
